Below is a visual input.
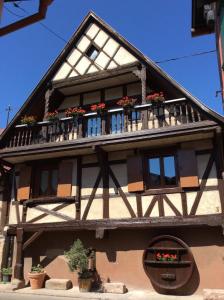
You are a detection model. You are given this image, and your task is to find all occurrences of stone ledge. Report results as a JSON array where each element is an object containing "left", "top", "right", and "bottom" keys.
[
  {"left": 203, "top": 289, "right": 224, "bottom": 300},
  {"left": 45, "top": 279, "right": 73, "bottom": 290},
  {"left": 103, "top": 282, "right": 127, "bottom": 294}
]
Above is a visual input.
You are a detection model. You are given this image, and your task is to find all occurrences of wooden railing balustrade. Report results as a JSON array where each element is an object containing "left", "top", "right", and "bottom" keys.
[{"left": 6, "top": 98, "right": 205, "bottom": 148}]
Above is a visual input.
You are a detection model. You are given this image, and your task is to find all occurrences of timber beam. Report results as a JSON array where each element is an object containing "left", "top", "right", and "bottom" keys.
[
  {"left": 94, "top": 146, "right": 109, "bottom": 219},
  {"left": 8, "top": 215, "right": 224, "bottom": 234}
]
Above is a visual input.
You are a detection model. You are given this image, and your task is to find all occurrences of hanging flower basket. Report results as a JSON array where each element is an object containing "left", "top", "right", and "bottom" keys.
[
  {"left": 65, "top": 107, "right": 86, "bottom": 118},
  {"left": 45, "top": 110, "right": 59, "bottom": 122},
  {"left": 117, "top": 96, "right": 136, "bottom": 114},
  {"left": 20, "top": 115, "right": 37, "bottom": 126},
  {"left": 90, "top": 103, "right": 106, "bottom": 116},
  {"left": 146, "top": 92, "right": 165, "bottom": 106}
]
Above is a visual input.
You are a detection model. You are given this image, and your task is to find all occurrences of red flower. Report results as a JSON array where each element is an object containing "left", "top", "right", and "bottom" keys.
[
  {"left": 65, "top": 107, "right": 86, "bottom": 117},
  {"left": 90, "top": 103, "right": 106, "bottom": 112},
  {"left": 146, "top": 92, "right": 165, "bottom": 102},
  {"left": 117, "top": 96, "right": 136, "bottom": 107}
]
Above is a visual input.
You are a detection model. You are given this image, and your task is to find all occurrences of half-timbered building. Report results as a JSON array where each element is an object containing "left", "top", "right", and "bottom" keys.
[{"left": 0, "top": 12, "right": 224, "bottom": 295}]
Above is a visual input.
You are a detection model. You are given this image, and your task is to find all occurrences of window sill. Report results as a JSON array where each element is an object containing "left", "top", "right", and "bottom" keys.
[{"left": 142, "top": 187, "right": 183, "bottom": 196}]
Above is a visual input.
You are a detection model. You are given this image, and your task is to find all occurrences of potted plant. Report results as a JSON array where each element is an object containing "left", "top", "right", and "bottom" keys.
[
  {"left": 117, "top": 96, "right": 136, "bottom": 114},
  {"left": 65, "top": 107, "right": 86, "bottom": 118},
  {"left": 64, "top": 239, "right": 92, "bottom": 292},
  {"left": 21, "top": 115, "right": 36, "bottom": 126},
  {"left": 45, "top": 110, "right": 59, "bottom": 122},
  {"left": 90, "top": 103, "right": 106, "bottom": 116},
  {"left": 1, "top": 267, "right": 12, "bottom": 283},
  {"left": 27, "top": 264, "right": 45, "bottom": 289},
  {"left": 146, "top": 92, "right": 165, "bottom": 106}
]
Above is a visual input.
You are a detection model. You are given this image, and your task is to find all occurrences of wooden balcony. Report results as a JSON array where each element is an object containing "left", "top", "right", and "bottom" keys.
[{"left": 5, "top": 98, "right": 206, "bottom": 149}]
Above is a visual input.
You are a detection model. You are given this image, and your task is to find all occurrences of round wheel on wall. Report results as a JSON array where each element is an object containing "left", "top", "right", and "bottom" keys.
[{"left": 143, "top": 235, "right": 195, "bottom": 294}]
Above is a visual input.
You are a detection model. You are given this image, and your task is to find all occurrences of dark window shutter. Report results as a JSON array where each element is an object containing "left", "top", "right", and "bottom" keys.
[
  {"left": 57, "top": 160, "right": 73, "bottom": 197},
  {"left": 17, "top": 165, "right": 32, "bottom": 201},
  {"left": 127, "top": 156, "right": 144, "bottom": 192},
  {"left": 177, "top": 150, "right": 199, "bottom": 188}
]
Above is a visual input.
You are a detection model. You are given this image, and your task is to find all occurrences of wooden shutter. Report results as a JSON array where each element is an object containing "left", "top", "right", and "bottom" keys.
[
  {"left": 127, "top": 156, "right": 144, "bottom": 192},
  {"left": 17, "top": 165, "right": 32, "bottom": 201},
  {"left": 177, "top": 150, "right": 199, "bottom": 188},
  {"left": 57, "top": 160, "right": 73, "bottom": 197}
]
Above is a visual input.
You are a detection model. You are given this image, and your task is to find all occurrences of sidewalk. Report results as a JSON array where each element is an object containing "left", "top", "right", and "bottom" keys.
[{"left": 0, "top": 285, "right": 203, "bottom": 300}]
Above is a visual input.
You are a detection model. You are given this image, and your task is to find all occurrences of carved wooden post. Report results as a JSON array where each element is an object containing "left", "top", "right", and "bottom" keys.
[
  {"left": 133, "top": 65, "right": 148, "bottom": 130},
  {"left": 14, "top": 228, "right": 24, "bottom": 280},
  {"left": 141, "top": 65, "right": 147, "bottom": 104},
  {"left": 44, "top": 87, "right": 54, "bottom": 120}
]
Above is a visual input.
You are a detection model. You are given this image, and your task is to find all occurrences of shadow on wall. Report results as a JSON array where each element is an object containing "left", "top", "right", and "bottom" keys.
[{"left": 23, "top": 226, "right": 224, "bottom": 293}]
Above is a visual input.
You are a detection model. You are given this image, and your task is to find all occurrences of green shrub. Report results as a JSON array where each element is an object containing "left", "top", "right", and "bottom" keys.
[{"left": 64, "top": 239, "right": 92, "bottom": 279}]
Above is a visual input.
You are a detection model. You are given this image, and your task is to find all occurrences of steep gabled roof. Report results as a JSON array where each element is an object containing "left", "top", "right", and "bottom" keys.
[{"left": 1, "top": 11, "right": 223, "bottom": 142}]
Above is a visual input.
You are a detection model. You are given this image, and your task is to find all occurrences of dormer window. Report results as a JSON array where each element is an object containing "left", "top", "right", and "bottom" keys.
[{"left": 86, "top": 45, "right": 99, "bottom": 60}]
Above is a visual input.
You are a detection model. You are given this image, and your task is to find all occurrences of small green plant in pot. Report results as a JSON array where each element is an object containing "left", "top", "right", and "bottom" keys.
[
  {"left": 27, "top": 264, "right": 45, "bottom": 289},
  {"left": 1, "top": 267, "right": 12, "bottom": 283},
  {"left": 64, "top": 239, "right": 92, "bottom": 292}
]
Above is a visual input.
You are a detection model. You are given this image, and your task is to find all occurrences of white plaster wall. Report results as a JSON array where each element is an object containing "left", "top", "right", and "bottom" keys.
[
  {"left": 109, "top": 196, "right": 136, "bottom": 219},
  {"left": 186, "top": 154, "right": 221, "bottom": 215},
  {"left": 95, "top": 52, "right": 110, "bottom": 69},
  {"left": 142, "top": 195, "right": 159, "bottom": 217},
  {"left": 113, "top": 47, "right": 137, "bottom": 65},
  {"left": 85, "top": 198, "right": 103, "bottom": 220},
  {"left": 75, "top": 56, "right": 91, "bottom": 75},
  {"left": 103, "top": 38, "right": 119, "bottom": 57},
  {"left": 94, "top": 30, "right": 109, "bottom": 47},
  {"left": 53, "top": 63, "right": 72, "bottom": 81},
  {"left": 85, "top": 23, "right": 100, "bottom": 39},
  {"left": 8, "top": 201, "right": 23, "bottom": 225},
  {"left": 26, "top": 203, "right": 76, "bottom": 223},
  {"left": 52, "top": 21, "right": 138, "bottom": 81},
  {"left": 163, "top": 193, "right": 182, "bottom": 216}
]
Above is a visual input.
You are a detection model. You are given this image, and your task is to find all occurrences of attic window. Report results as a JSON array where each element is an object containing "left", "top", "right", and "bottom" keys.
[{"left": 86, "top": 45, "right": 99, "bottom": 60}]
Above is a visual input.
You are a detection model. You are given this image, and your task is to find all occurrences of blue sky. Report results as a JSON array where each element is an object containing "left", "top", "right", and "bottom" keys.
[{"left": 0, "top": 0, "right": 221, "bottom": 128}]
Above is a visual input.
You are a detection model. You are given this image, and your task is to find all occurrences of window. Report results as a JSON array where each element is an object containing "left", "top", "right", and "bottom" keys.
[
  {"left": 86, "top": 45, "right": 99, "bottom": 60},
  {"left": 33, "top": 164, "right": 58, "bottom": 197},
  {"left": 147, "top": 155, "right": 177, "bottom": 188}
]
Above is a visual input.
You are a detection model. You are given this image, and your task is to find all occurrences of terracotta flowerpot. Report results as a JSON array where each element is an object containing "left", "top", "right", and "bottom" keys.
[
  {"left": 28, "top": 271, "right": 45, "bottom": 289},
  {"left": 78, "top": 277, "right": 92, "bottom": 292}
]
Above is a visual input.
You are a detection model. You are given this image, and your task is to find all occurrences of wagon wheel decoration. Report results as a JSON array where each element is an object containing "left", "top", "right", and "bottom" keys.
[{"left": 143, "top": 235, "right": 195, "bottom": 292}]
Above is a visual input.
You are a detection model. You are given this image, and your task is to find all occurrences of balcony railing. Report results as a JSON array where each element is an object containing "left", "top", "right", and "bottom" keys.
[{"left": 5, "top": 98, "right": 205, "bottom": 148}]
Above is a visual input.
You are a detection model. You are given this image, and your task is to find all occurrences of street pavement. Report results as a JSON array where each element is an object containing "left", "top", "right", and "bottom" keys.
[
  {"left": 0, "top": 290, "right": 204, "bottom": 300},
  {"left": 0, "top": 294, "right": 83, "bottom": 300}
]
